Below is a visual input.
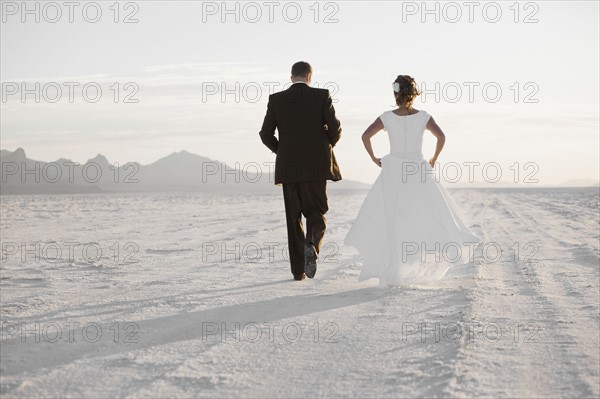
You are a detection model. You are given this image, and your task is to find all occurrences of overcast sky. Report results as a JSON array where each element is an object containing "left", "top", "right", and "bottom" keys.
[{"left": 1, "top": 0, "right": 598, "bottom": 185}]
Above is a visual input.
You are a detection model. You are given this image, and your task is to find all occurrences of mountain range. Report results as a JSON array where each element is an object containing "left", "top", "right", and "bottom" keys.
[
  {"left": 1, "top": 148, "right": 598, "bottom": 195},
  {"left": 0, "top": 148, "right": 370, "bottom": 195}
]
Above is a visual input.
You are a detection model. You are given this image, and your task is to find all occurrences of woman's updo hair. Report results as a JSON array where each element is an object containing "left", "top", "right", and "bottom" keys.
[{"left": 393, "top": 75, "right": 421, "bottom": 108}]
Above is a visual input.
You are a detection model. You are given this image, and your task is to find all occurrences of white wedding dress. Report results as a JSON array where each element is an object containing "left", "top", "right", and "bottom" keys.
[{"left": 344, "top": 109, "right": 482, "bottom": 287}]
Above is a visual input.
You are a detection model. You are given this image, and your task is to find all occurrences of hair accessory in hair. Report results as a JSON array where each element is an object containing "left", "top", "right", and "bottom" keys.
[{"left": 393, "top": 82, "right": 400, "bottom": 93}]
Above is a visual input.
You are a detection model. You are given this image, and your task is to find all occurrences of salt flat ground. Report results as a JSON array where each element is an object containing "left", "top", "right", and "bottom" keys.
[{"left": 0, "top": 188, "right": 598, "bottom": 398}]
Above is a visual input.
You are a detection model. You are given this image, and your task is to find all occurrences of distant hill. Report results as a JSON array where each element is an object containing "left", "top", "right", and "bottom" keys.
[
  {"left": 554, "top": 179, "right": 600, "bottom": 188},
  {"left": 0, "top": 148, "right": 370, "bottom": 195},
  {"left": 448, "top": 180, "right": 600, "bottom": 189}
]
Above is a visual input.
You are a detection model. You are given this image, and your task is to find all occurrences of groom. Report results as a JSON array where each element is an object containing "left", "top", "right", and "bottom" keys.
[{"left": 259, "top": 61, "right": 342, "bottom": 281}]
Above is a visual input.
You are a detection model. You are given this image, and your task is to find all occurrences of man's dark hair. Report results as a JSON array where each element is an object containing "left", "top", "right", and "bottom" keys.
[{"left": 291, "top": 61, "right": 312, "bottom": 78}]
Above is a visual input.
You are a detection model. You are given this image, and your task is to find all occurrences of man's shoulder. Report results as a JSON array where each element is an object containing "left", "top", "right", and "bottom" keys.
[
  {"left": 269, "top": 89, "right": 289, "bottom": 101},
  {"left": 309, "top": 86, "right": 330, "bottom": 96},
  {"left": 284, "top": 84, "right": 329, "bottom": 95},
  {"left": 304, "top": 86, "right": 330, "bottom": 104},
  {"left": 269, "top": 84, "right": 328, "bottom": 101}
]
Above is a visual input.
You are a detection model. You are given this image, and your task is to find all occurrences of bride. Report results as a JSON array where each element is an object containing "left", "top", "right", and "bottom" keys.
[{"left": 344, "top": 75, "right": 482, "bottom": 287}]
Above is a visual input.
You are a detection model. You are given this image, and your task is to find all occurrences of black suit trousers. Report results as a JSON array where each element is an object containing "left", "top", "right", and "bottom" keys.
[{"left": 282, "top": 181, "right": 328, "bottom": 275}]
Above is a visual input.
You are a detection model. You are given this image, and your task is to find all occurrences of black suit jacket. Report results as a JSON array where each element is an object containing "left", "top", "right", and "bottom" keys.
[{"left": 259, "top": 83, "right": 342, "bottom": 184}]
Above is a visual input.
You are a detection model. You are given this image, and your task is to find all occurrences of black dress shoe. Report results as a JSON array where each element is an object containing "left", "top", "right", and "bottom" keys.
[
  {"left": 304, "top": 244, "right": 317, "bottom": 279},
  {"left": 293, "top": 273, "right": 306, "bottom": 281}
]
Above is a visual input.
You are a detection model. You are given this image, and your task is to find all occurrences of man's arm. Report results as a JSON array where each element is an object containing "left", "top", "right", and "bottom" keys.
[
  {"left": 322, "top": 90, "right": 341, "bottom": 147},
  {"left": 259, "top": 96, "right": 278, "bottom": 154}
]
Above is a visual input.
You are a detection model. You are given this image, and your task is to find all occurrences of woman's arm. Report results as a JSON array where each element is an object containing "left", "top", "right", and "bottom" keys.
[
  {"left": 426, "top": 116, "right": 446, "bottom": 168},
  {"left": 361, "top": 117, "right": 385, "bottom": 167}
]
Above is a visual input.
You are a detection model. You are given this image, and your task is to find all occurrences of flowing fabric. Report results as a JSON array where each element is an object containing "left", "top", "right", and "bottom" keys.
[{"left": 344, "top": 110, "right": 482, "bottom": 287}]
